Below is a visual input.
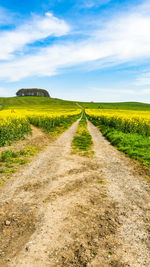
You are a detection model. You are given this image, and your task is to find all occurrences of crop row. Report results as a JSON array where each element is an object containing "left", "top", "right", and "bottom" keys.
[
  {"left": 0, "top": 117, "right": 31, "bottom": 146},
  {"left": 0, "top": 109, "right": 81, "bottom": 147},
  {"left": 85, "top": 109, "right": 150, "bottom": 136},
  {"left": 28, "top": 113, "right": 80, "bottom": 133}
]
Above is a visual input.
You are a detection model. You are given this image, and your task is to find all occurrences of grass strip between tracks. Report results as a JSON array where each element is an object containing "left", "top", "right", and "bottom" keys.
[{"left": 72, "top": 113, "right": 93, "bottom": 156}]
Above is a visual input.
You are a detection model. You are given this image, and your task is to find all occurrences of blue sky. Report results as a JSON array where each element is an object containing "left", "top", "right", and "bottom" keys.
[{"left": 0, "top": 0, "right": 150, "bottom": 103}]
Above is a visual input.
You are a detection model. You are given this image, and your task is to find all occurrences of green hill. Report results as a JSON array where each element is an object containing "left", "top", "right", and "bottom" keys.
[
  {"left": 0, "top": 97, "right": 78, "bottom": 112},
  {"left": 0, "top": 97, "right": 149, "bottom": 111},
  {"left": 79, "top": 101, "right": 150, "bottom": 111}
]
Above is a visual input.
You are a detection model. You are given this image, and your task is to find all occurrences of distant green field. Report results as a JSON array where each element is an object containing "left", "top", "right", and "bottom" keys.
[
  {"left": 0, "top": 97, "right": 149, "bottom": 111},
  {"left": 0, "top": 97, "right": 78, "bottom": 111},
  {"left": 79, "top": 101, "right": 150, "bottom": 111}
]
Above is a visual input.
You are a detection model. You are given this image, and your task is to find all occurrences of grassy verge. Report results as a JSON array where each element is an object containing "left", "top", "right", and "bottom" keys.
[
  {"left": 97, "top": 125, "right": 150, "bottom": 168},
  {"left": 0, "top": 145, "right": 40, "bottom": 185},
  {"left": 72, "top": 114, "right": 93, "bottom": 156}
]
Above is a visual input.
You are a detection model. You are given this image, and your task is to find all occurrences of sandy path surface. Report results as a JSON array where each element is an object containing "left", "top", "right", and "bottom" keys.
[
  {"left": 87, "top": 121, "right": 150, "bottom": 267},
  {"left": 0, "top": 119, "right": 149, "bottom": 266}
]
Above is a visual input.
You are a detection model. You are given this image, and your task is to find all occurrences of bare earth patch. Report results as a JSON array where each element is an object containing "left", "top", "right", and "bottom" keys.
[{"left": 0, "top": 119, "right": 149, "bottom": 266}]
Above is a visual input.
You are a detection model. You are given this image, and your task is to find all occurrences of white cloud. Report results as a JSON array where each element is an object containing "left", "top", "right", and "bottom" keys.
[
  {"left": 0, "top": 12, "right": 70, "bottom": 60},
  {"left": 1, "top": 2, "right": 150, "bottom": 81},
  {"left": 0, "top": 40, "right": 114, "bottom": 81}
]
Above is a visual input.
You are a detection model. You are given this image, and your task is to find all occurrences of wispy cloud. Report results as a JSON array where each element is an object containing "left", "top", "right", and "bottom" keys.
[
  {"left": 135, "top": 71, "right": 150, "bottom": 86},
  {"left": 0, "top": 6, "right": 15, "bottom": 26},
  {"left": 0, "top": 12, "right": 70, "bottom": 60},
  {"left": 90, "top": 87, "right": 150, "bottom": 102},
  {"left": 1, "top": 1, "right": 150, "bottom": 81},
  {"left": 80, "top": 0, "right": 111, "bottom": 8},
  {"left": 93, "top": 87, "right": 150, "bottom": 95},
  {"left": 0, "top": 87, "right": 13, "bottom": 97}
]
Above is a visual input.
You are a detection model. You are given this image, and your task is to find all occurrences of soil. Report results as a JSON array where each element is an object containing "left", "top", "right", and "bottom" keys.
[{"left": 0, "top": 119, "right": 149, "bottom": 267}]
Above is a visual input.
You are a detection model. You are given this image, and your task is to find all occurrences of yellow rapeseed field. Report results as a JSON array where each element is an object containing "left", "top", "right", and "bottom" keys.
[
  {"left": 85, "top": 109, "right": 150, "bottom": 123},
  {"left": 85, "top": 109, "right": 150, "bottom": 136},
  {"left": 0, "top": 109, "right": 81, "bottom": 146}
]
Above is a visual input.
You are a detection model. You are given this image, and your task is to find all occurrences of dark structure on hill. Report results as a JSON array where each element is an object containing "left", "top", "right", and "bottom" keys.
[{"left": 16, "top": 88, "right": 50, "bottom": 97}]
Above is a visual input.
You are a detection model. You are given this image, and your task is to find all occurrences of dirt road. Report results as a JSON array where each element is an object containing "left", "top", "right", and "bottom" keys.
[{"left": 0, "top": 119, "right": 149, "bottom": 266}]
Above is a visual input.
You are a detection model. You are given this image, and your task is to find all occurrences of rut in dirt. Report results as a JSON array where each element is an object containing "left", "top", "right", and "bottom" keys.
[{"left": 0, "top": 119, "right": 149, "bottom": 267}]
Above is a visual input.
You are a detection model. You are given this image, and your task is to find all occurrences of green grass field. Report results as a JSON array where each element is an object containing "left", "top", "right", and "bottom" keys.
[
  {"left": 0, "top": 97, "right": 78, "bottom": 112},
  {"left": 0, "top": 97, "right": 150, "bottom": 111},
  {"left": 79, "top": 101, "right": 150, "bottom": 111}
]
